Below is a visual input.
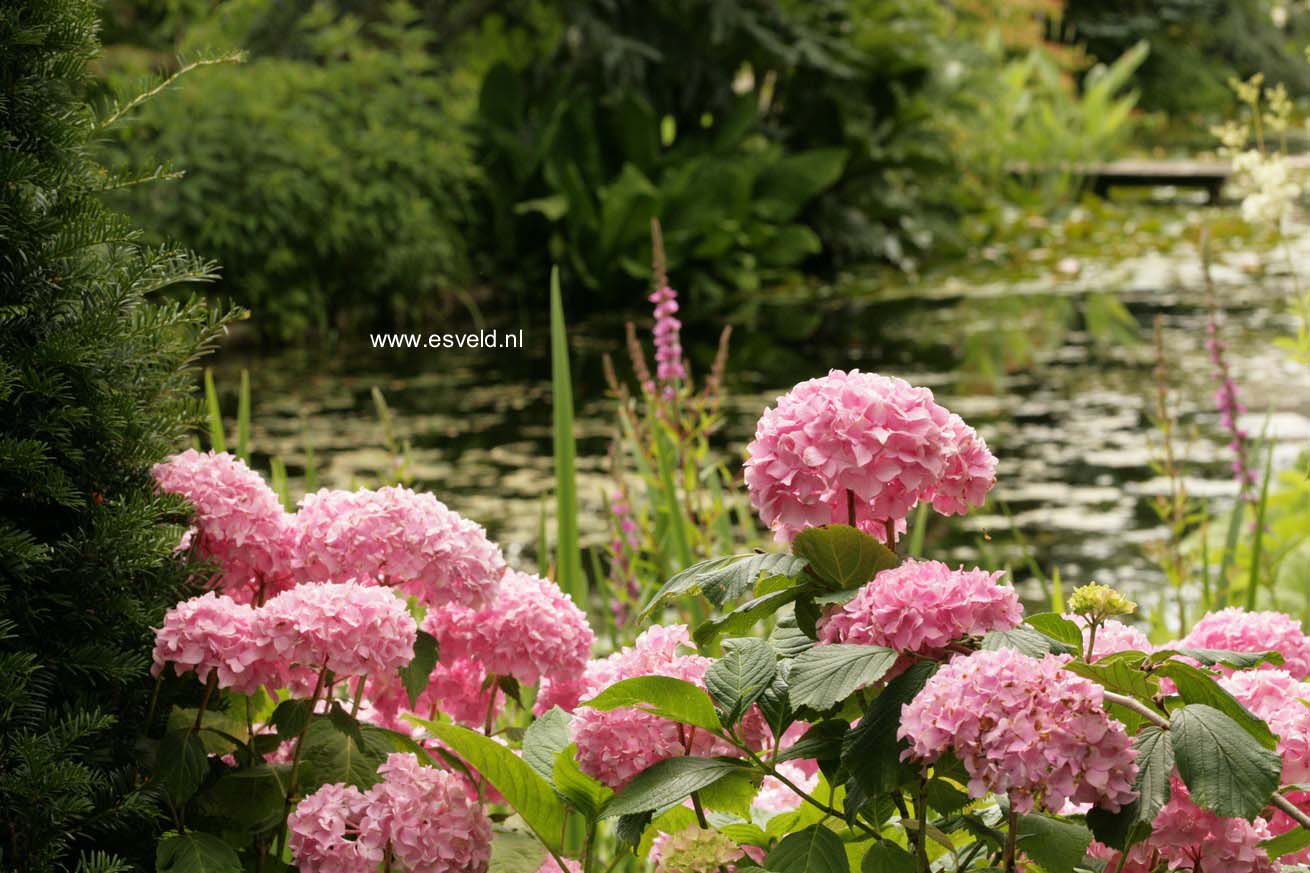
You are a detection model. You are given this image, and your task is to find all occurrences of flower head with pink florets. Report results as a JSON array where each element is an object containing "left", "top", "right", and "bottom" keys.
[
  {"left": 151, "top": 591, "right": 279, "bottom": 693},
  {"left": 292, "top": 486, "right": 506, "bottom": 608},
  {"left": 744, "top": 370, "right": 996, "bottom": 544},
  {"left": 257, "top": 581, "right": 416, "bottom": 679},
  {"left": 152, "top": 449, "right": 296, "bottom": 603},
  {"left": 1176, "top": 607, "right": 1310, "bottom": 679},
  {"left": 899, "top": 647, "right": 1138, "bottom": 815},
  {"left": 817, "top": 559, "right": 1021, "bottom": 661}
]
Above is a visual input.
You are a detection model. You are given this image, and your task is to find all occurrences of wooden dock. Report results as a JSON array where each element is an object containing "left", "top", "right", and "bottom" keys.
[{"left": 1011, "top": 156, "right": 1310, "bottom": 203}]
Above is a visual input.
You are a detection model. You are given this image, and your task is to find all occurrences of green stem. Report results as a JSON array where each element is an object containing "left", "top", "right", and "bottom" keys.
[
  {"left": 917, "top": 779, "right": 931, "bottom": 873},
  {"left": 1003, "top": 805, "right": 1018, "bottom": 873},
  {"left": 192, "top": 672, "right": 218, "bottom": 734},
  {"left": 350, "top": 676, "right": 366, "bottom": 718},
  {"left": 275, "top": 665, "right": 331, "bottom": 858}
]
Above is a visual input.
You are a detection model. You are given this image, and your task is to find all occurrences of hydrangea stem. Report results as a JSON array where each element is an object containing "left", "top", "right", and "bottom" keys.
[
  {"left": 276, "top": 665, "right": 332, "bottom": 858},
  {"left": 917, "top": 780, "right": 931, "bottom": 873},
  {"left": 1003, "top": 806, "right": 1019, "bottom": 873}
]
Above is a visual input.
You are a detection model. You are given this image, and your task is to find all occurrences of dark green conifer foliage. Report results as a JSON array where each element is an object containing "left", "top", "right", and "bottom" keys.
[{"left": 0, "top": 2, "right": 230, "bottom": 869}]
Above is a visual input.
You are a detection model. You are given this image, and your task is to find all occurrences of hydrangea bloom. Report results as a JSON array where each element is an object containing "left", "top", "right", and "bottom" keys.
[
  {"left": 817, "top": 560, "right": 1021, "bottom": 659},
  {"left": 258, "top": 581, "right": 416, "bottom": 678},
  {"left": 570, "top": 625, "right": 768, "bottom": 789},
  {"left": 358, "top": 753, "right": 492, "bottom": 873},
  {"left": 744, "top": 370, "right": 996, "bottom": 543},
  {"left": 425, "top": 570, "right": 594, "bottom": 685},
  {"left": 1064, "top": 616, "right": 1151, "bottom": 662},
  {"left": 292, "top": 486, "right": 506, "bottom": 607},
  {"left": 1219, "top": 669, "right": 1310, "bottom": 782},
  {"left": 151, "top": 592, "right": 275, "bottom": 693},
  {"left": 152, "top": 449, "right": 295, "bottom": 603},
  {"left": 287, "top": 782, "right": 377, "bottom": 873},
  {"left": 365, "top": 657, "right": 501, "bottom": 730},
  {"left": 899, "top": 648, "right": 1138, "bottom": 814},
  {"left": 1142, "top": 778, "right": 1275, "bottom": 873},
  {"left": 1178, "top": 608, "right": 1310, "bottom": 678},
  {"left": 754, "top": 761, "right": 819, "bottom": 814},
  {"left": 649, "top": 828, "right": 765, "bottom": 873}
]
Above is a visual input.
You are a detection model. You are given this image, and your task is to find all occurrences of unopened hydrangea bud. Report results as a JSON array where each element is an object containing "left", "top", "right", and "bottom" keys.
[{"left": 1068, "top": 583, "right": 1136, "bottom": 622}]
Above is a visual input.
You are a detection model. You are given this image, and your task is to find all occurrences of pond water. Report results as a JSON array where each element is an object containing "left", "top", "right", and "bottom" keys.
[{"left": 212, "top": 217, "right": 1310, "bottom": 615}]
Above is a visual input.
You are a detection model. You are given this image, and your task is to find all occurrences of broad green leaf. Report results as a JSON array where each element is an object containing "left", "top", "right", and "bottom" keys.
[
  {"left": 861, "top": 842, "right": 916, "bottom": 873},
  {"left": 695, "top": 588, "right": 802, "bottom": 647},
  {"left": 771, "top": 609, "right": 816, "bottom": 657},
  {"left": 414, "top": 719, "right": 568, "bottom": 851},
  {"left": 1171, "top": 704, "right": 1281, "bottom": 819},
  {"left": 489, "top": 828, "right": 548, "bottom": 873},
  {"left": 1024, "top": 613, "right": 1084, "bottom": 649},
  {"left": 842, "top": 662, "right": 936, "bottom": 796},
  {"left": 1155, "top": 662, "right": 1276, "bottom": 748},
  {"left": 779, "top": 720, "right": 849, "bottom": 768},
  {"left": 1017, "top": 813, "right": 1092, "bottom": 873},
  {"left": 793, "top": 525, "right": 897, "bottom": 590},
  {"left": 327, "top": 702, "right": 366, "bottom": 749},
  {"left": 270, "top": 698, "right": 313, "bottom": 739},
  {"left": 788, "top": 644, "right": 898, "bottom": 710},
  {"left": 400, "top": 630, "right": 439, "bottom": 707},
  {"left": 765, "top": 824, "right": 851, "bottom": 873},
  {"left": 553, "top": 743, "right": 612, "bottom": 818},
  {"left": 600, "top": 757, "right": 750, "bottom": 818},
  {"left": 1262, "top": 827, "right": 1310, "bottom": 860},
  {"left": 158, "top": 728, "right": 208, "bottom": 804},
  {"left": 1063, "top": 658, "right": 1159, "bottom": 703},
  {"left": 167, "top": 707, "right": 248, "bottom": 755},
  {"left": 198, "top": 764, "right": 287, "bottom": 833},
  {"left": 697, "top": 766, "right": 760, "bottom": 818},
  {"left": 757, "top": 658, "right": 795, "bottom": 740},
  {"left": 1087, "top": 726, "right": 1174, "bottom": 851},
  {"left": 581, "top": 676, "right": 721, "bottom": 731},
  {"left": 1152, "top": 648, "right": 1284, "bottom": 669},
  {"left": 641, "top": 552, "right": 809, "bottom": 620},
  {"left": 706, "top": 639, "right": 777, "bottom": 726},
  {"left": 297, "top": 719, "right": 390, "bottom": 793},
  {"left": 156, "top": 832, "right": 242, "bottom": 873},
  {"left": 522, "top": 706, "right": 571, "bottom": 783},
  {"left": 982, "top": 627, "right": 1075, "bottom": 657}
]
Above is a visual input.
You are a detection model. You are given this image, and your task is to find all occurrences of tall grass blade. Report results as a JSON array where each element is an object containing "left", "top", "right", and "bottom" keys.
[
  {"left": 269, "top": 457, "right": 291, "bottom": 510},
  {"left": 550, "top": 267, "right": 586, "bottom": 607},
  {"left": 236, "top": 369, "right": 251, "bottom": 461},
  {"left": 203, "top": 367, "right": 226, "bottom": 453},
  {"left": 1244, "top": 440, "right": 1276, "bottom": 611},
  {"left": 907, "top": 503, "right": 929, "bottom": 557}
]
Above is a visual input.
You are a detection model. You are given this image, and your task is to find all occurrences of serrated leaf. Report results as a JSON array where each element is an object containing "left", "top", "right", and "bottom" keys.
[
  {"left": 1025, "top": 613, "right": 1084, "bottom": 649},
  {"left": 1017, "top": 813, "right": 1092, "bottom": 873},
  {"left": 600, "top": 757, "right": 750, "bottom": 818},
  {"left": 400, "top": 630, "right": 439, "bottom": 707},
  {"left": 327, "top": 702, "right": 366, "bottom": 749},
  {"left": 982, "top": 627, "right": 1075, "bottom": 657},
  {"left": 757, "top": 658, "right": 794, "bottom": 739},
  {"left": 158, "top": 728, "right": 208, "bottom": 804},
  {"left": 156, "top": 833, "right": 242, "bottom": 873},
  {"left": 1172, "top": 704, "right": 1281, "bottom": 820},
  {"left": 1087, "top": 726, "right": 1174, "bottom": 851},
  {"left": 793, "top": 525, "right": 897, "bottom": 590},
  {"left": 1152, "top": 648, "right": 1284, "bottom": 669},
  {"left": 1155, "top": 661, "right": 1276, "bottom": 748},
  {"left": 297, "top": 719, "right": 390, "bottom": 793},
  {"left": 778, "top": 720, "right": 850, "bottom": 766},
  {"left": 699, "top": 766, "right": 760, "bottom": 818},
  {"left": 270, "top": 698, "right": 313, "bottom": 739},
  {"left": 581, "top": 676, "right": 721, "bottom": 731},
  {"left": 706, "top": 639, "right": 777, "bottom": 726},
  {"left": 411, "top": 719, "right": 568, "bottom": 851},
  {"left": 1262, "top": 826, "right": 1310, "bottom": 860},
  {"left": 641, "top": 552, "right": 809, "bottom": 620},
  {"left": 788, "top": 644, "right": 898, "bottom": 710},
  {"left": 553, "top": 743, "right": 612, "bottom": 818},
  {"left": 522, "top": 707, "right": 571, "bottom": 783},
  {"left": 489, "top": 828, "right": 548, "bottom": 873},
  {"left": 695, "top": 588, "right": 802, "bottom": 647},
  {"left": 862, "top": 842, "right": 917, "bottom": 873},
  {"left": 198, "top": 765, "right": 287, "bottom": 834},
  {"left": 842, "top": 662, "right": 936, "bottom": 796},
  {"left": 766, "top": 824, "right": 850, "bottom": 873},
  {"left": 1063, "top": 659, "right": 1159, "bottom": 702},
  {"left": 771, "top": 610, "right": 815, "bottom": 657}
]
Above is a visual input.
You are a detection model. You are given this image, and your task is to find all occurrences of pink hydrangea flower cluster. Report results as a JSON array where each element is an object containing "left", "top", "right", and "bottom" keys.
[
  {"left": 817, "top": 560, "right": 1021, "bottom": 659},
  {"left": 289, "top": 754, "right": 492, "bottom": 873},
  {"left": 1065, "top": 616, "right": 1151, "bottom": 661},
  {"left": 151, "top": 592, "right": 277, "bottom": 693},
  {"left": 1177, "top": 608, "right": 1310, "bottom": 678},
  {"left": 152, "top": 449, "right": 295, "bottom": 603},
  {"left": 899, "top": 648, "right": 1138, "bottom": 814},
  {"left": 744, "top": 370, "right": 997, "bottom": 543},
  {"left": 259, "top": 581, "right": 416, "bottom": 679},
  {"left": 754, "top": 761, "right": 819, "bottom": 815},
  {"left": 1092, "top": 778, "right": 1276, "bottom": 873},
  {"left": 649, "top": 828, "right": 765, "bottom": 873},
  {"left": 425, "top": 570, "right": 593, "bottom": 685},
  {"left": 649, "top": 285, "right": 685, "bottom": 397},
  {"left": 568, "top": 625, "right": 768, "bottom": 789},
  {"left": 1219, "top": 669, "right": 1310, "bottom": 783},
  {"left": 367, "top": 657, "right": 501, "bottom": 731},
  {"left": 292, "top": 486, "right": 506, "bottom": 608}
]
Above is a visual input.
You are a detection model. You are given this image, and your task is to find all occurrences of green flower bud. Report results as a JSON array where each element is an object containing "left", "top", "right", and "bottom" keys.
[{"left": 1068, "top": 582, "right": 1136, "bottom": 620}]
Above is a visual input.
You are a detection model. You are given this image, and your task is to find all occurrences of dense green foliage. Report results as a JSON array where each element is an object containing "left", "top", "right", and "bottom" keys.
[
  {"left": 0, "top": 1, "right": 228, "bottom": 868},
  {"left": 104, "top": 3, "right": 480, "bottom": 340},
  {"left": 1061, "top": 0, "right": 1310, "bottom": 117}
]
